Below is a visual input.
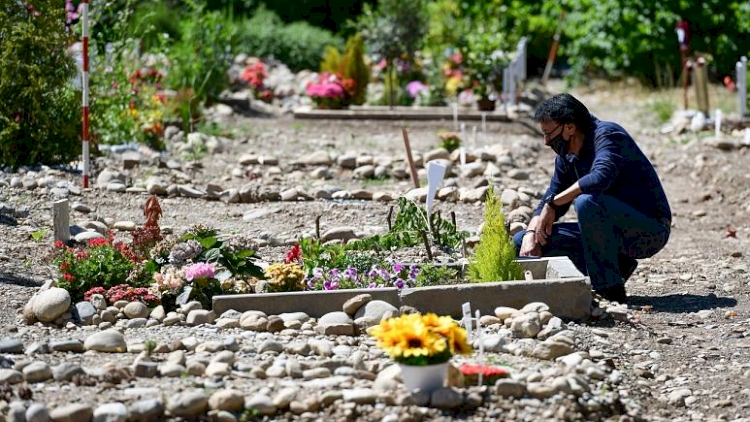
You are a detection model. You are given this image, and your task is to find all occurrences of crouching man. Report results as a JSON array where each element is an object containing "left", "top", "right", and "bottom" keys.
[{"left": 514, "top": 93, "right": 671, "bottom": 304}]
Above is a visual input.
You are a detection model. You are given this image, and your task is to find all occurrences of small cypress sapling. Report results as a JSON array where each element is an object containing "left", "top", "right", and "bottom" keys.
[
  {"left": 319, "top": 46, "right": 342, "bottom": 74},
  {"left": 468, "top": 184, "right": 525, "bottom": 282},
  {"left": 339, "top": 33, "right": 371, "bottom": 105}
]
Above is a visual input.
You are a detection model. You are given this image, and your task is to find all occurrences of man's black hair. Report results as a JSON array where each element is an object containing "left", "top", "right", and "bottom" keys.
[{"left": 534, "top": 93, "right": 594, "bottom": 133}]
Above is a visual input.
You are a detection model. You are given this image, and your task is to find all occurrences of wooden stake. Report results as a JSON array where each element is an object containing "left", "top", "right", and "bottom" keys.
[
  {"left": 53, "top": 199, "right": 70, "bottom": 244},
  {"left": 419, "top": 230, "right": 433, "bottom": 261},
  {"left": 315, "top": 215, "right": 321, "bottom": 239},
  {"left": 450, "top": 211, "right": 457, "bottom": 229},
  {"left": 387, "top": 206, "right": 394, "bottom": 231},
  {"left": 402, "top": 129, "right": 420, "bottom": 189}
]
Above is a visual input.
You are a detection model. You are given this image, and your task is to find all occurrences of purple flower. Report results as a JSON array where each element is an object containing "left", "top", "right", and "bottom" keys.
[
  {"left": 368, "top": 282, "right": 377, "bottom": 289},
  {"left": 379, "top": 269, "right": 389, "bottom": 281},
  {"left": 313, "top": 267, "right": 324, "bottom": 278},
  {"left": 368, "top": 265, "right": 379, "bottom": 279},
  {"left": 395, "top": 278, "right": 405, "bottom": 289},
  {"left": 393, "top": 264, "right": 404, "bottom": 273},
  {"left": 344, "top": 266, "right": 357, "bottom": 279},
  {"left": 406, "top": 81, "right": 428, "bottom": 99},
  {"left": 323, "top": 280, "right": 332, "bottom": 290},
  {"left": 184, "top": 262, "right": 215, "bottom": 281}
]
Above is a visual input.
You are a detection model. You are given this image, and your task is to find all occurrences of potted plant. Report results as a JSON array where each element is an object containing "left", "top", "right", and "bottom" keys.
[
  {"left": 369, "top": 312, "right": 473, "bottom": 393},
  {"left": 459, "top": 30, "right": 509, "bottom": 111}
]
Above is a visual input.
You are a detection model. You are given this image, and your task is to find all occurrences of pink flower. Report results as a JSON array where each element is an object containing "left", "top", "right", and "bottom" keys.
[
  {"left": 406, "top": 81, "right": 428, "bottom": 99},
  {"left": 184, "top": 263, "right": 215, "bottom": 281}
]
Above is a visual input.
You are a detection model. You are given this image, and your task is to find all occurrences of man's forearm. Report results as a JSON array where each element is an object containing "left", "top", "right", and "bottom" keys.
[{"left": 552, "top": 181, "right": 582, "bottom": 207}]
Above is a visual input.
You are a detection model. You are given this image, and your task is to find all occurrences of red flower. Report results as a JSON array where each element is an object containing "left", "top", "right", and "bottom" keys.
[
  {"left": 63, "top": 273, "right": 75, "bottom": 282},
  {"left": 54, "top": 240, "right": 64, "bottom": 248},
  {"left": 285, "top": 244, "right": 302, "bottom": 264},
  {"left": 87, "top": 237, "right": 110, "bottom": 247},
  {"left": 459, "top": 363, "right": 509, "bottom": 386},
  {"left": 59, "top": 263, "right": 70, "bottom": 271}
]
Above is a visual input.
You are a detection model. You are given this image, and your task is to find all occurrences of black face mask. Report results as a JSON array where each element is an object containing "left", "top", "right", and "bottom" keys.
[{"left": 548, "top": 132, "right": 568, "bottom": 156}]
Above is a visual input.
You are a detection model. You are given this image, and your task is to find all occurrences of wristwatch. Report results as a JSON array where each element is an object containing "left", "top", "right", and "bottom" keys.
[{"left": 543, "top": 194, "right": 560, "bottom": 211}]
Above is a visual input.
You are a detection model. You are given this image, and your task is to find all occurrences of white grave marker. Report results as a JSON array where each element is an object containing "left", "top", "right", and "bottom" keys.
[
  {"left": 462, "top": 302, "right": 473, "bottom": 343},
  {"left": 715, "top": 109, "right": 722, "bottom": 139},
  {"left": 425, "top": 160, "right": 447, "bottom": 219}
]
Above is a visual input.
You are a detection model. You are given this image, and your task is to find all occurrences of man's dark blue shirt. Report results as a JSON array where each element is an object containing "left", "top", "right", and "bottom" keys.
[{"left": 533, "top": 117, "right": 672, "bottom": 227}]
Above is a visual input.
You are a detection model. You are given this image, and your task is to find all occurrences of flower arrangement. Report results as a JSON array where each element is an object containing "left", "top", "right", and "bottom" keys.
[
  {"left": 264, "top": 263, "right": 306, "bottom": 292},
  {"left": 240, "top": 61, "right": 274, "bottom": 103},
  {"left": 51, "top": 233, "right": 145, "bottom": 302},
  {"left": 369, "top": 313, "right": 472, "bottom": 366},
  {"left": 83, "top": 285, "right": 159, "bottom": 307},
  {"left": 305, "top": 263, "right": 420, "bottom": 291},
  {"left": 458, "top": 363, "right": 510, "bottom": 386},
  {"left": 306, "top": 72, "right": 356, "bottom": 109}
]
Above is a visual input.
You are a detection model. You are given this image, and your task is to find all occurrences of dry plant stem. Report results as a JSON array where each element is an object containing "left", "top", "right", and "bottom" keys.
[
  {"left": 450, "top": 211, "right": 457, "bottom": 229},
  {"left": 387, "top": 206, "right": 394, "bottom": 231},
  {"left": 402, "top": 128, "right": 420, "bottom": 189},
  {"left": 419, "top": 230, "right": 433, "bottom": 261},
  {"left": 315, "top": 215, "right": 321, "bottom": 239}
]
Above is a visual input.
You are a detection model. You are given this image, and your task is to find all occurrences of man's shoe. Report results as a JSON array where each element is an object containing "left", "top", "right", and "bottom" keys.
[{"left": 598, "top": 284, "right": 628, "bottom": 304}]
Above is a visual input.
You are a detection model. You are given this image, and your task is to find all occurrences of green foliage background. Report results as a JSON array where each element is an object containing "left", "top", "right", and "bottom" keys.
[{"left": 0, "top": 0, "right": 81, "bottom": 169}]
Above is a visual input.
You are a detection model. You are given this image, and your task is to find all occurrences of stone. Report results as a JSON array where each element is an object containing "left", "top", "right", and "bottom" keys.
[
  {"left": 123, "top": 302, "right": 149, "bottom": 319},
  {"left": 133, "top": 361, "right": 158, "bottom": 378},
  {"left": 520, "top": 302, "right": 550, "bottom": 313},
  {"left": 0, "top": 369, "right": 23, "bottom": 384},
  {"left": 273, "top": 388, "right": 298, "bottom": 409},
  {"left": 316, "top": 323, "right": 354, "bottom": 336},
  {"left": 244, "top": 394, "right": 276, "bottom": 416},
  {"left": 240, "top": 313, "right": 268, "bottom": 331},
  {"left": 84, "top": 330, "right": 126, "bottom": 353},
  {"left": 354, "top": 300, "right": 398, "bottom": 322},
  {"left": 342, "top": 389, "right": 377, "bottom": 405},
  {"left": 126, "top": 318, "right": 148, "bottom": 329},
  {"left": 258, "top": 340, "right": 283, "bottom": 354},
  {"left": 278, "top": 312, "right": 310, "bottom": 323},
  {"left": 303, "top": 368, "right": 331, "bottom": 380},
  {"left": 319, "top": 311, "right": 353, "bottom": 325},
  {"left": 167, "top": 391, "right": 208, "bottom": 417},
  {"left": 186, "top": 310, "right": 215, "bottom": 326},
  {"left": 49, "top": 404, "right": 94, "bottom": 422},
  {"left": 430, "top": 387, "right": 463, "bottom": 409},
  {"left": 26, "top": 403, "right": 50, "bottom": 422},
  {"left": 205, "top": 362, "right": 231, "bottom": 377},
  {"left": 209, "top": 390, "right": 245, "bottom": 412},
  {"left": 495, "top": 379, "right": 526, "bottom": 398},
  {"left": 52, "top": 363, "right": 85, "bottom": 381},
  {"left": 149, "top": 306, "right": 165, "bottom": 322},
  {"left": 127, "top": 399, "right": 164, "bottom": 421},
  {"left": 32, "top": 288, "right": 71, "bottom": 323},
  {"left": 266, "top": 315, "right": 285, "bottom": 332},
  {"left": 321, "top": 227, "right": 358, "bottom": 243},
  {"left": 113, "top": 221, "right": 136, "bottom": 231},
  {"left": 72, "top": 301, "right": 96, "bottom": 324},
  {"left": 23, "top": 361, "right": 52, "bottom": 383},
  {"left": 0, "top": 338, "right": 24, "bottom": 354},
  {"left": 511, "top": 312, "right": 541, "bottom": 338},
  {"left": 96, "top": 169, "right": 125, "bottom": 189},
  {"left": 527, "top": 382, "right": 557, "bottom": 399},
  {"left": 299, "top": 150, "right": 331, "bottom": 166},
  {"left": 93, "top": 402, "right": 128, "bottom": 422}
]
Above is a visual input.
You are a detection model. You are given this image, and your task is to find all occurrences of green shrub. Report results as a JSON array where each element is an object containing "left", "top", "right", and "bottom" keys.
[
  {"left": 161, "top": 0, "right": 238, "bottom": 127},
  {"left": 0, "top": 0, "right": 81, "bottom": 169},
  {"left": 237, "top": 7, "right": 343, "bottom": 72},
  {"left": 468, "top": 185, "right": 524, "bottom": 283},
  {"left": 340, "top": 34, "right": 371, "bottom": 105},
  {"left": 320, "top": 46, "right": 343, "bottom": 74}
]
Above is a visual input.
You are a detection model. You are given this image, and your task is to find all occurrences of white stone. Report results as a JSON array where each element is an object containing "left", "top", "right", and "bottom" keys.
[{"left": 32, "top": 287, "right": 71, "bottom": 323}]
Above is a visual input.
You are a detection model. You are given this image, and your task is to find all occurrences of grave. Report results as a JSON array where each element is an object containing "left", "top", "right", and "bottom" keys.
[{"left": 212, "top": 256, "right": 591, "bottom": 320}]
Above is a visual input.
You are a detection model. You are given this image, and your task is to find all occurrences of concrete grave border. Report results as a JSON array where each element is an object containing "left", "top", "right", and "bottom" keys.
[{"left": 212, "top": 257, "right": 591, "bottom": 320}]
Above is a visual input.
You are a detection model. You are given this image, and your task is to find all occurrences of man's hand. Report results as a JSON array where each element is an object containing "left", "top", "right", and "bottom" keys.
[
  {"left": 535, "top": 205, "right": 555, "bottom": 246},
  {"left": 519, "top": 231, "right": 541, "bottom": 257}
]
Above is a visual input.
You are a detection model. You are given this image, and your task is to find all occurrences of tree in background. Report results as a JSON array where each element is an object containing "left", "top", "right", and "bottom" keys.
[
  {"left": 0, "top": 0, "right": 81, "bottom": 169},
  {"left": 358, "top": 0, "right": 427, "bottom": 108}
]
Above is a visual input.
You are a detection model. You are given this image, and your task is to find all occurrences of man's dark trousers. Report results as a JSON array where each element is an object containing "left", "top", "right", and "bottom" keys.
[{"left": 513, "top": 194, "right": 670, "bottom": 290}]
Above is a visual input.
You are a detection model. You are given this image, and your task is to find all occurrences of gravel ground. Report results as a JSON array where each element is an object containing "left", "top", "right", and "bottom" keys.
[{"left": 0, "top": 84, "right": 749, "bottom": 421}]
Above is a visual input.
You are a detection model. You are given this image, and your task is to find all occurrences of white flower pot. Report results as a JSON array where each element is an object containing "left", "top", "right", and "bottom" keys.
[{"left": 399, "top": 361, "right": 449, "bottom": 393}]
